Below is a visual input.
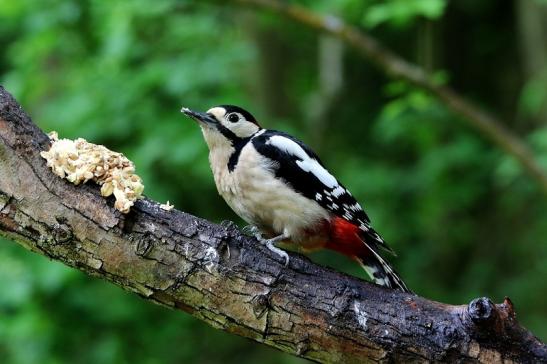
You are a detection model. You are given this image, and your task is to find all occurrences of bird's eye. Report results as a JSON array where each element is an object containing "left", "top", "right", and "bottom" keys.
[{"left": 227, "top": 113, "right": 240, "bottom": 123}]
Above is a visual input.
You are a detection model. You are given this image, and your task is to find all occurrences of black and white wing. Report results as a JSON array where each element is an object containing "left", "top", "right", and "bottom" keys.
[{"left": 251, "top": 130, "right": 395, "bottom": 255}]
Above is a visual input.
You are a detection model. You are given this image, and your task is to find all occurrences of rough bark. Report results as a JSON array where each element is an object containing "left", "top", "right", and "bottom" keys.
[{"left": 0, "top": 86, "right": 545, "bottom": 363}]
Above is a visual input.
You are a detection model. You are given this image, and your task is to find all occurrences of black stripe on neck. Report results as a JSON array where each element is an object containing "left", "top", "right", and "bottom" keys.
[
  {"left": 226, "top": 129, "right": 263, "bottom": 172},
  {"left": 227, "top": 137, "right": 250, "bottom": 172},
  {"left": 215, "top": 123, "right": 246, "bottom": 172}
]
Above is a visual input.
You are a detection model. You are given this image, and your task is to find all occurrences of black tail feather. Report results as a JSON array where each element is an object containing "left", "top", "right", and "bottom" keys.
[{"left": 357, "top": 250, "right": 412, "bottom": 294}]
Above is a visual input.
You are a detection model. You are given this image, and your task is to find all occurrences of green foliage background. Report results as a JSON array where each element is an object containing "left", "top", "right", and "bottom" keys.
[{"left": 1, "top": 0, "right": 546, "bottom": 362}]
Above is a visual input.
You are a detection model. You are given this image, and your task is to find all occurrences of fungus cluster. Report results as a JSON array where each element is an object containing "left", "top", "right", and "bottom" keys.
[{"left": 40, "top": 132, "right": 144, "bottom": 213}]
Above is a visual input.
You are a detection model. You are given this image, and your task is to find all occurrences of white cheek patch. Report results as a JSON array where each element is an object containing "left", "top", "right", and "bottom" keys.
[
  {"left": 208, "top": 107, "right": 259, "bottom": 138},
  {"left": 232, "top": 122, "right": 259, "bottom": 138},
  {"left": 207, "top": 107, "right": 227, "bottom": 120},
  {"left": 267, "top": 135, "right": 338, "bottom": 189}
]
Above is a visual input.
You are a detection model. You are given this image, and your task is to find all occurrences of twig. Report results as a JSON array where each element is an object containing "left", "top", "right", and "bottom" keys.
[{"left": 232, "top": 0, "right": 547, "bottom": 195}]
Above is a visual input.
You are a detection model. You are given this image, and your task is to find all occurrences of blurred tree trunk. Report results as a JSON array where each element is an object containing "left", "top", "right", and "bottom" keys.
[
  {"left": 1, "top": 87, "right": 546, "bottom": 363},
  {"left": 517, "top": 0, "right": 547, "bottom": 127},
  {"left": 245, "top": 12, "right": 294, "bottom": 118},
  {"left": 417, "top": 19, "right": 436, "bottom": 74},
  {"left": 306, "top": 34, "right": 344, "bottom": 151}
]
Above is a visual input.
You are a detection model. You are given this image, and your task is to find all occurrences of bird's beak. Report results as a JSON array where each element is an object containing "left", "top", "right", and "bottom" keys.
[{"left": 181, "top": 107, "right": 217, "bottom": 126}]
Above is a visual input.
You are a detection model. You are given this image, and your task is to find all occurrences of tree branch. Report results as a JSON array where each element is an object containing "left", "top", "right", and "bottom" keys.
[
  {"left": 231, "top": 0, "right": 547, "bottom": 195},
  {"left": 0, "top": 86, "right": 545, "bottom": 363}
]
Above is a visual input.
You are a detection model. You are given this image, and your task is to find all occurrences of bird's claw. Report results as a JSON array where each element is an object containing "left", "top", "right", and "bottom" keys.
[
  {"left": 242, "top": 225, "right": 263, "bottom": 240},
  {"left": 265, "top": 239, "right": 289, "bottom": 266},
  {"left": 243, "top": 226, "right": 289, "bottom": 266},
  {"left": 220, "top": 220, "right": 238, "bottom": 231}
]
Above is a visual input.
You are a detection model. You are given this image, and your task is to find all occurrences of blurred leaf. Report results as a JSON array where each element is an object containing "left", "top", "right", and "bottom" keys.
[
  {"left": 518, "top": 69, "right": 547, "bottom": 118},
  {"left": 0, "top": 0, "right": 546, "bottom": 362},
  {"left": 363, "top": 0, "right": 447, "bottom": 28}
]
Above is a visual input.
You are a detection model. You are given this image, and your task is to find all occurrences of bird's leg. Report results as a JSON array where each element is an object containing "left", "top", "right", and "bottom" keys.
[
  {"left": 261, "top": 233, "right": 290, "bottom": 266},
  {"left": 243, "top": 226, "right": 289, "bottom": 266}
]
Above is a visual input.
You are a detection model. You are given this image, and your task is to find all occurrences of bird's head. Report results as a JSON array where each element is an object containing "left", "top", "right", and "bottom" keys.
[{"left": 182, "top": 105, "right": 261, "bottom": 149}]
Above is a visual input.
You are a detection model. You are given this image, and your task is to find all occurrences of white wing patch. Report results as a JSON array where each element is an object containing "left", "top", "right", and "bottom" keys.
[
  {"left": 332, "top": 185, "right": 346, "bottom": 197},
  {"left": 266, "top": 135, "right": 338, "bottom": 188},
  {"left": 266, "top": 135, "right": 307, "bottom": 159},
  {"left": 296, "top": 159, "right": 338, "bottom": 188},
  {"left": 350, "top": 203, "right": 362, "bottom": 212}
]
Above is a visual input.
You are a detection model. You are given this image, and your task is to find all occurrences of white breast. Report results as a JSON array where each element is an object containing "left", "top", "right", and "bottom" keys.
[{"left": 211, "top": 142, "right": 329, "bottom": 243}]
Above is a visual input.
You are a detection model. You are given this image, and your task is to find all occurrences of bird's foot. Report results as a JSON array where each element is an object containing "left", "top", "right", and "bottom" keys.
[
  {"left": 243, "top": 227, "right": 289, "bottom": 266},
  {"left": 242, "top": 225, "right": 263, "bottom": 240},
  {"left": 220, "top": 220, "right": 239, "bottom": 231},
  {"left": 265, "top": 239, "right": 289, "bottom": 266},
  {"left": 259, "top": 234, "right": 289, "bottom": 266}
]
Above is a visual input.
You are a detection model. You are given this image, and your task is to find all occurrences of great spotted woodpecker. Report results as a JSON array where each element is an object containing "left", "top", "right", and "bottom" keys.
[{"left": 182, "top": 105, "right": 411, "bottom": 292}]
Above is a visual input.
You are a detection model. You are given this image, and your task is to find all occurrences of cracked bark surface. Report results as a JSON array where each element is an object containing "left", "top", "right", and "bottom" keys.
[{"left": 0, "top": 86, "right": 545, "bottom": 363}]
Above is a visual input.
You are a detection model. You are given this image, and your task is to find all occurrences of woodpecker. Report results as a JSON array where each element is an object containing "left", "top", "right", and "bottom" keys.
[{"left": 182, "top": 105, "right": 411, "bottom": 293}]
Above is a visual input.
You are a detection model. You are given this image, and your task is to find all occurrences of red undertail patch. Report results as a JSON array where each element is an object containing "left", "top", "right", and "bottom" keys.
[{"left": 326, "top": 217, "right": 368, "bottom": 258}]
